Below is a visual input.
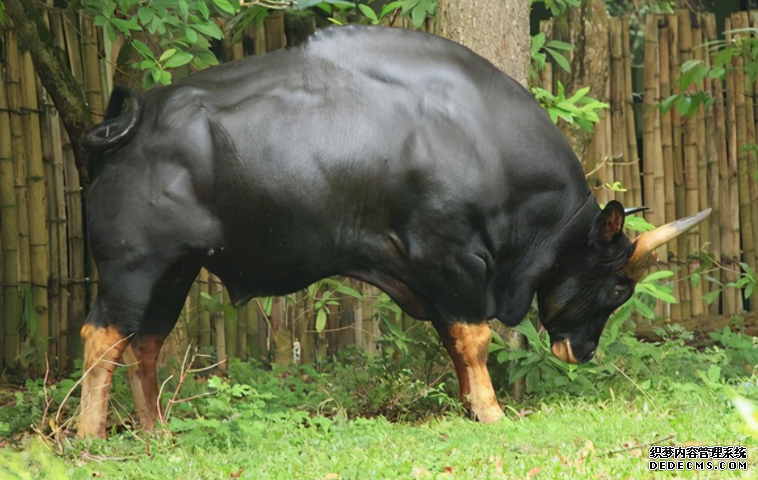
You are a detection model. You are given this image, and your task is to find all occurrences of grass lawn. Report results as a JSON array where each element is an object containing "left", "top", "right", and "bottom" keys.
[
  {"left": 3, "top": 325, "right": 758, "bottom": 479},
  {"left": 63, "top": 392, "right": 757, "bottom": 479}
]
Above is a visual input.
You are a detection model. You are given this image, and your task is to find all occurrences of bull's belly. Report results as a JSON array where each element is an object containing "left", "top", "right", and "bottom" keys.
[{"left": 201, "top": 246, "right": 347, "bottom": 307}]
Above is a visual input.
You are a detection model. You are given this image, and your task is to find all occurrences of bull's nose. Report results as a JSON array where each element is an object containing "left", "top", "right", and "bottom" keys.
[{"left": 550, "top": 339, "right": 578, "bottom": 364}]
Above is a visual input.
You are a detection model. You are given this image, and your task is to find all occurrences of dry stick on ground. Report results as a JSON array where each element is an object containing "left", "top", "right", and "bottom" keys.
[
  {"left": 157, "top": 344, "right": 226, "bottom": 428},
  {"left": 604, "top": 434, "right": 677, "bottom": 457},
  {"left": 610, "top": 363, "right": 659, "bottom": 411}
]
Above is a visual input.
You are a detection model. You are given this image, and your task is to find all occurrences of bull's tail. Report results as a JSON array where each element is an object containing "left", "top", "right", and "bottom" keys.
[{"left": 82, "top": 86, "right": 140, "bottom": 180}]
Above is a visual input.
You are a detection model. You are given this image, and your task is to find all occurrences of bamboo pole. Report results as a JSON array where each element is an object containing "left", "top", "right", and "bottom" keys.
[
  {"left": 224, "top": 286, "right": 238, "bottom": 361},
  {"left": 668, "top": 13, "right": 689, "bottom": 317},
  {"left": 237, "top": 298, "right": 248, "bottom": 361},
  {"left": 20, "top": 50, "right": 51, "bottom": 372},
  {"left": 188, "top": 279, "right": 200, "bottom": 347},
  {"left": 594, "top": 112, "right": 609, "bottom": 205},
  {"left": 198, "top": 269, "right": 212, "bottom": 348},
  {"left": 60, "top": 11, "right": 87, "bottom": 368},
  {"left": 246, "top": 302, "right": 259, "bottom": 360},
  {"left": 257, "top": 299, "right": 269, "bottom": 362},
  {"left": 623, "top": 19, "right": 642, "bottom": 208},
  {"left": 38, "top": 1, "right": 57, "bottom": 369},
  {"left": 604, "top": 73, "right": 614, "bottom": 203},
  {"left": 351, "top": 279, "right": 363, "bottom": 349},
  {"left": 679, "top": 9, "right": 703, "bottom": 317},
  {"left": 703, "top": 14, "right": 721, "bottom": 315},
  {"left": 611, "top": 18, "right": 631, "bottom": 210},
  {"left": 610, "top": 16, "right": 629, "bottom": 208},
  {"left": 81, "top": 15, "right": 103, "bottom": 308},
  {"left": 734, "top": 13, "right": 758, "bottom": 312},
  {"left": 40, "top": 73, "right": 69, "bottom": 371},
  {"left": 210, "top": 274, "right": 227, "bottom": 371},
  {"left": 6, "top": 33, "right": 32, "bottom": 323},
  {"left": 722, "top": 20, "right": 742, "bottom": 315},
  {"left": 1, "top": 49, "right": 22, "bottom": 368},
  {"left": 694, "top": 22, "right": 710, "bottom": 266},
  {"left": 659, "top": 18, "right": 681, "bottom": 318},
  {"left": 692, "top": 20, "right": 711, "bottom": 315},
  {"left": 643, "top": 16, "right": 664, "bottom": 226},
  {"left": 732, "top": 13, "right": 757, "bottom": 303},
  {"left": 652, "top": 16, "right": 667, "bottom": 264}
]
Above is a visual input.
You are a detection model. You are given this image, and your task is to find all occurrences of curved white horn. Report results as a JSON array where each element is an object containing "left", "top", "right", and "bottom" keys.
[{"left": 625, "top": 208, "right": 712, "bottom": 276}]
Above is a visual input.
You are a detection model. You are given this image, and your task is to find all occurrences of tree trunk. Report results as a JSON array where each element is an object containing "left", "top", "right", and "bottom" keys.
[
  {"left": 3, "top": 0, "right": 92, "bottom": 187},
  {"left": 552, "top": 1, "right": 610, "bottom": 163},
  {"left": 437, "top": 0, "right": 529, "bottom": 86},
  {"left": 436, "top": 0, "right": 530, "bottom": 400}
]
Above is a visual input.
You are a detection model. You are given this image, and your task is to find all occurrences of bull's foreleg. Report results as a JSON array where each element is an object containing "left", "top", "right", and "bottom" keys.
[
  {"left": 122, "top": 335, "right": 166, "bottom": 430},
  {"left": 434, "top": 322, "right": 504, "bottom": 423},
  {"left": 77, "top": 324, "right": 130, "bottom": 438}
]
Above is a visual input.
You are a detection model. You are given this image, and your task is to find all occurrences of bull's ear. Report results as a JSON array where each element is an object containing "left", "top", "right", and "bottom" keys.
[{"left": 591, "top": 200, "right": 625, "bottom": 243}]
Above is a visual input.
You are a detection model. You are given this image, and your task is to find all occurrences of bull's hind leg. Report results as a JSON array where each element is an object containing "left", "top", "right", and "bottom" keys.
[
  {"left": 77, "top": 257, "right": 200, "bottom": 438},
  {"left": 122, "top": 260, "right": 199, "bottom": 431},
  {"left": 434, "top": 322, "right": 504, "bottom": 423}
]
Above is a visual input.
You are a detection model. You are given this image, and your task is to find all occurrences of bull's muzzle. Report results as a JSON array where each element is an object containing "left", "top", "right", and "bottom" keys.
[{"left": 550, "top": 339, "right": 578, "bottom": 364}]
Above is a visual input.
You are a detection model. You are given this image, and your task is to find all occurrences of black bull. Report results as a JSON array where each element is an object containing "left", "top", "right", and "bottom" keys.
[{"left": 78, "top": 25, "right": 709, "bottom": 437}]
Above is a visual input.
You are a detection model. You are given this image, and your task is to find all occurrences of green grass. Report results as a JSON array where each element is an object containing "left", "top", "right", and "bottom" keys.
[
  {"left": 3, "top": 325, "right": 758, "bottom": 479},
  {"left": 66, "top": 393, "right": 757, "bottom": 479}
]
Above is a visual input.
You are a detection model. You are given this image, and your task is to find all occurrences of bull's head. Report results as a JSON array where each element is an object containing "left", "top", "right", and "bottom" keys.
[{"left": 537, "top": 201, "right": 711, "bottom": 365}]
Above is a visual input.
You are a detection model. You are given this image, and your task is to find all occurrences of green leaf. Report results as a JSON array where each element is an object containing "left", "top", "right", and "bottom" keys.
[
  {"left": 545, "top": 47, "right": 571, "bottom": 73},
  {"left": 547, "top": 108, "right": 560, "bottom": 124},
  {"left": 104, "top": 22, "right": 117, "bottom": 43},
  {"left": 164, "top": 51, "right": 193, "bottom": 69},
  {"left": 642, "top": 270, "right": 675, "bottom": 283},
  {"left": 193, "top": 21, "right": 224, "bottom": 39},
  {"left": 94, "top": 15, "right": 109, "bottom": 27},
  {"left": 565, "top": 86, "right": 590, "bottom": 105},
  {"left": 531, "top": 33, "right": 546, "bottom": 56},
  {"left": 192, "top": 51, "right": 219, "bottom": 69},
  {"left": 335, "top": 285, "right": 363, "bottom": 299},
  {"left": 137, "top": 6, "right": 155, "bottom": 25},
  {"left": 401, "top": 0, "right": 422, "bottom": 14},
  {"left": 132, "top": 40, "right": 156, "bottom": 60},
  {"left": 315, "top": 308, "right": 327, "bottom": 333},
  {"left": 703, "top": 289, "right": 722, "bottom": 305},
  {"left": 179, "top": 0, "right": 189, "bottom": 21},
  {"left": 708, "top": 67, "right": 726, "bottom": 79},
  {"left": 490, "top": 329, "right": 505, "bottom": 347},
  {"left": 358, "top": 4, "right": 378, "bottom": 22},
  {"left": 212, "top": 0, "right": 236, "bottom": 14},
  {"left": 381, "top": 1, "right": 404, "bottom": 17},
  {"left": 111, "top": 17, "right": 141, "bottom": 36},
  {"left": 634, "top": 299, "right": 655, "bottom": 319},
  {"left": 545, "top": 39, "right": 572, "bottom": 51},
  {"left": 411, "top": 3, "right": 426, "bottom": 28},
  {"left": 185, "top": 26, "right": 198, "bottom": 44},
  {"left": 660, "top": 95, "right": 677, "bottom": 114},
  {"left": 159, "top": 48, "right": 177, "bottom": 62},
  {"left": 143, "top": 70, "right": 156, "bottom": 91},
  {"left": 198, "top": 1, "right": 210, "bottom": 18}
]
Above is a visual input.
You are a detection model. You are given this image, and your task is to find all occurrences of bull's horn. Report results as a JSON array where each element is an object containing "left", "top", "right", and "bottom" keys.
[
  {"left": 624, "top": 206, "right": 649, "bottom": 215},
  {"left": 627, "top": 208, "right": 712, "bottom": 268}
]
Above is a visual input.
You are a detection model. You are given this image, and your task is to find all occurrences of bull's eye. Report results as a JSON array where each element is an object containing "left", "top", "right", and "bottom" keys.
[{"left": 613, "top": 285, "right": 626, "bottom": 297}]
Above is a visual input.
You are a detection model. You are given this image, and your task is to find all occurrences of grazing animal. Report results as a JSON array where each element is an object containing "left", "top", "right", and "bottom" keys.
[{"left": 79, "top": 25, "right": 709, "bottom": 437}]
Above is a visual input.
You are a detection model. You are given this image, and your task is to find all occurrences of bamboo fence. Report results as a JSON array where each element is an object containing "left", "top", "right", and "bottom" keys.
[{"left": 0, "top": 8, "right": 757, "bottom": 373}]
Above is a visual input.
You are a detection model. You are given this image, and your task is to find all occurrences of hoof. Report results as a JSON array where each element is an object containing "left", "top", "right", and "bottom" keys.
[{"left": 471, "top": 404, "right": 504, "bottom": 423}]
